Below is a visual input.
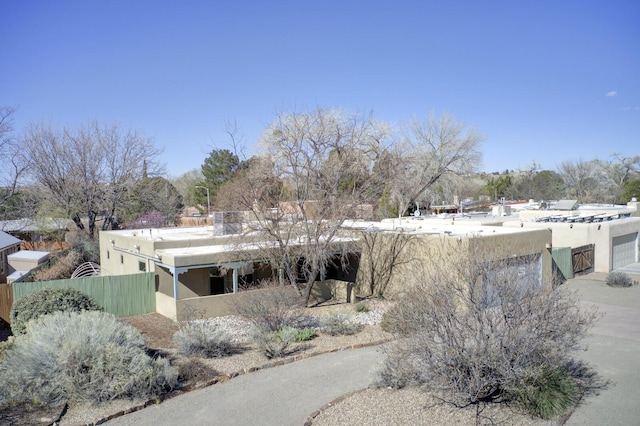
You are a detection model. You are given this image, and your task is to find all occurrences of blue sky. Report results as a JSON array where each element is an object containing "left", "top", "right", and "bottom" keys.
[{"left": 2, "top": 1, "right": 638, "bottom": 177}]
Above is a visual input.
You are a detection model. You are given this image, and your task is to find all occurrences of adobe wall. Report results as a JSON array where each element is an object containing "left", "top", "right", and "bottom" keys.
[{"left": 353, "top": 228, "right": 552, "bottom": 299}]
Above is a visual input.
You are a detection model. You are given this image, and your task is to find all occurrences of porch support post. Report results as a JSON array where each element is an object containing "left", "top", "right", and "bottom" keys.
[
  {"left": 233, "top": 267, "right": 238, "bottom": 293},
  {"left": 173, "top": 269, "right": 179, "bottom": 300},
  {"left": 173, "top": 267, "right": 188, "bottom": 300}
]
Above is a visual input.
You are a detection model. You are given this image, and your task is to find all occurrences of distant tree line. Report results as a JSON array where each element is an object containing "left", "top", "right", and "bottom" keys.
[{"left": 481, "top": 156, "right": 640, "bottom": 204}]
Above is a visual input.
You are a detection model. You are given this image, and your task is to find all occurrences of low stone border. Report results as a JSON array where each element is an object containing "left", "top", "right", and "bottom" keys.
[
  {"left": 303, "top": 388, "right": 367, "bottom": 426},
  {"left": 66, "top": 338, "right": 391, "bottom": 426}
]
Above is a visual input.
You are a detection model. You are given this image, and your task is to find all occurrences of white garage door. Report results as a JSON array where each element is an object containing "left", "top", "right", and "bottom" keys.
[{"left": 612, "top": 233, "right": 638, "bottom": 269}]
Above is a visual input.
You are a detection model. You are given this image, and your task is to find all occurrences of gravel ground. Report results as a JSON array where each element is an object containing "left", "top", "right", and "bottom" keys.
[
  {"left": 57, "top": 301, "right": 391, "bottom": 425},
  {"left": 17, "top": 299, "right": 563, "bottom": 425},
  {"left": 312, "top": 387, "right": 559, "bottom": 426}
]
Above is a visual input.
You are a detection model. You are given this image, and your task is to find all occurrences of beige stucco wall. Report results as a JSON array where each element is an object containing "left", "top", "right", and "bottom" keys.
[
  {"left": 174, "top": 286, "right": 299, "bottom": 321},
  {"left": 353, "top": 228, "right": 552, "bottom": 299},
  {"left": 156, "top": 291, "right": 178, "bottom": 321},
  {"left": 504, "top": 218, "right": 640, "bottom": 272}
]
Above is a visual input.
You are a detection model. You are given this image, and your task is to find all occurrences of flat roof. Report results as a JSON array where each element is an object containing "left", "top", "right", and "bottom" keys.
[
  {"left": 102, "top": 226, "right": 218, "bottom": 242},
  {"left": 8, "top": 250, "right": 49, "bottom": 261},
  {"left": 343, "top": 219, "right": 538, "bottom": 237}
]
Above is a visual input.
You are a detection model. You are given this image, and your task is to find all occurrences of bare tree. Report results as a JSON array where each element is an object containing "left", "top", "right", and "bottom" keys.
[
  {"left": 358, "top": 230, "right": 415, "bottom": 298},
  {"left": 122, "top": 176, "right": 184, "bottom": 227},
  {"left": 234, "top": 109, "right": 390, "bottom": 303},
  {"left": 605, "top": 153, "right": 640, "bottom": 203},
  {"left": 22, "top": 121, "right": 163, "bottom": 238},
  {"left": 388, "top": 112, "right": 483, "bottom": 218},
  {"left": 558, "top": 159, "right": 610, "bottom": 203},
  {"left": 98, "top": 123, "right": 165, "bottom": 230},
  {"left": 0, "top": 107, "right": 32, "bottom": 220}
]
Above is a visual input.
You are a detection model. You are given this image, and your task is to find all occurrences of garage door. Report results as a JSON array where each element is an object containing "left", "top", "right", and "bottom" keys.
[
  {"left": 481, "top": 253, "right": 542, "bottom": 307},
  {"left": 612, "top": 233, "right": 638, "bottom": 269}
]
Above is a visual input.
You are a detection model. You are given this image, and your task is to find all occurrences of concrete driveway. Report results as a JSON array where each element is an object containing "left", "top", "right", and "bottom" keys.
[
  {"left": 107, "top": 346, "right": 383, "bottom": 426},
  {"left": 563, "top": 272, "right": 640, "bottom": 426}
]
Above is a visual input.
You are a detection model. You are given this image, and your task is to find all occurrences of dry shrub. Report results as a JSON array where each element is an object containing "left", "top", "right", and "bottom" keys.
[
  {"left": 31, "top": 249, "right": 83, "bottom": 281},
  {"left": 376, "top": 239, "right": 602, "bottom": 420},
  {"left": 320, "top": 313, "right": 362, "bottom": 336},
  {"left": 605, "top": 271, "right": 637, "bottom": 288},
  {"left": 177, "top": 358, "right": 221, "bottom": 385},
  {"left": 252, "top": 326, "right": 300, "bottom": 359},
  {"left": 230, "top": 280, "right": 304, "bottom": 332}
]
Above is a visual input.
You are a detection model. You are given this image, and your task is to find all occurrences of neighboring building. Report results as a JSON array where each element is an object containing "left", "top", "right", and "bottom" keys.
[
  {"left": 504, "top": 201, "right": 640, "bottom": 274},
  {"left": 398, "top": 202, "right": 640, "bottom": 275},
  {"left": 0, "top": 231, "right": 21, "bottom": 283},
  {"left": 6, "top": 250, "right": 50, "bottom": 284},
  {"left": 0, "top": 218, "right": 70, "bottom": 243},
  {"left": 505, "top": 215, "right": 640, "bottom": 274}
]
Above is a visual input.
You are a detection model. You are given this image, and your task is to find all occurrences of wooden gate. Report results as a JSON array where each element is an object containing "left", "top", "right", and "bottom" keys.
[
  {"left": 572, "top": 244, "right": 594, "bottom": 276},
  {"left": 0, "top": 283, "right": 13, "bottom": 327}
]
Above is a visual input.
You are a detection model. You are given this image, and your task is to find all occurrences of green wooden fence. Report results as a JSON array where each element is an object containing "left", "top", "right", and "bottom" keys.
[
  {"left": 12, "top": 273, "right": 156, "bottom": 317},
  {"left": 552, "top": 247, "right": 573, "bottom": 283}
]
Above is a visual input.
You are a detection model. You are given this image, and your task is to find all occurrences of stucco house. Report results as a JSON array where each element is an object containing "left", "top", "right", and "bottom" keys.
[{"left": 99, "top": 225, "right": 356, "bottom": 320}]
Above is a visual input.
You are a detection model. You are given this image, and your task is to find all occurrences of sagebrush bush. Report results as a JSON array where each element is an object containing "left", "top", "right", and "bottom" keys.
[
  {"left": 253, "top": 326, "right": 299, "bottom": 359},
  {"left": 606, "top": 271, "right": 636, "bottom": 288},
  {"left": 173, "top": 321, "right": 236, "bottom": 358},
  {"left": 10, "top": 287, "right": 102, "bottom": 335},
  {"left": 0, "top": 311, "right": 177, "bottom": 407},
  {"left": 321, "top": 313, "right": 362, "bottom": 336},
  {"left": 231, "top": 281, "right": 304, "bottom": 332}
]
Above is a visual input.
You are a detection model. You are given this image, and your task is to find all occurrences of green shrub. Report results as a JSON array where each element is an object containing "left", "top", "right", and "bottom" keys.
[
  {"left": 10, "top": 287, "right": 102, "bottom": 335},
  {"left": 321, "top": 313, "right": 362, "bottom": 336},
  {"left": 173, "top": 321, "right": 236, "bottom": 358},
  {"left": 72, "top": 235, "right": 101, "bottom": 264},
  {"left": 0, "top": 311, "right": 177, "bottom": 407},
  {"left": 286, "top": 327, "right": 317, "bottom": 342},
  {"left": 253, "top": 326, "right": 299, "bottom": 359},
  {"left": 354, "top": 302, "right": 370, "bottom": 313},
  {"left": 508, "top": 367, "right": 579, "bottom": 419},
  {"left": 606, "top": 271, "right": 637, "bottom": 288}
]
